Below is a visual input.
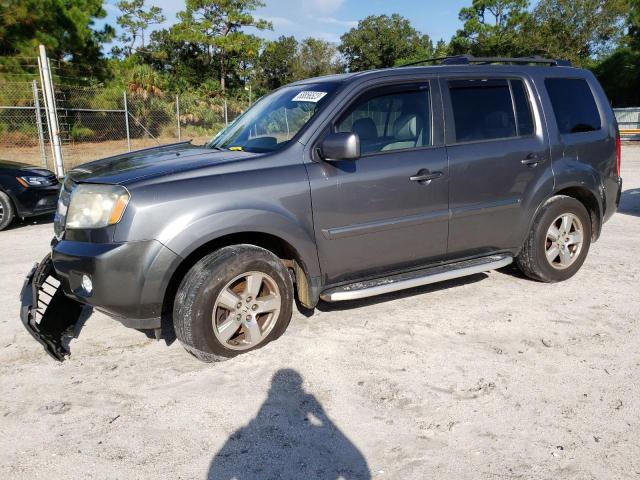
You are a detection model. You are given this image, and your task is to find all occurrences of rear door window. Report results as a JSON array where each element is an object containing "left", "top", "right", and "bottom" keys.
[
  {"left": 545, "top": 78, "right": 601, "bottom": 134},
  {"left": 448, "top": 79, "right": 517, "bottom": 142}
]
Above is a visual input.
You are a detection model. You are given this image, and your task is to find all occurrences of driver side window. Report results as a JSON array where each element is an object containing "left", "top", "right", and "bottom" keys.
[{"left": 336, "top": 86, "right": 432, "bottom": 154}]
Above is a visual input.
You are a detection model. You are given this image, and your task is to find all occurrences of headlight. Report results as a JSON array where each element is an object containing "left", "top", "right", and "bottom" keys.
[
  {"left": 17, "top": 176, "right": 55, "bottom": 187},
  {"left": 66, "top": 184, "right": 130, "bottom": 229}
]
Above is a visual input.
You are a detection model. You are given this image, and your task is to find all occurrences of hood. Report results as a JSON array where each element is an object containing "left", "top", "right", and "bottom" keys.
[
  {"left": 66, "top": 142, "right": 259, "bottom": 185},
  {"left": 0, "top": 160, "right": 54, "bottom": 176}
]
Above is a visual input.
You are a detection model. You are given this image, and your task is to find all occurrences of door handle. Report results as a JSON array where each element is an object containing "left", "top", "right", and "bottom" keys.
[
  {"left": 410, "top": 170, "right": 443, "bottom": 184},
  {"left": 521, "top": 153, "right": 544, "bottom": 167}
]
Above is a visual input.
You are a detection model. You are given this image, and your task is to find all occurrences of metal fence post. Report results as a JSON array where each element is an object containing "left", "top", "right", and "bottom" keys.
[
  {"left": 123, "top": 91, "right": 131, "bottom": 152},
  {"left": 38, "top": 45, "right": 64, "bottom": 177},
  {"left": 176, "top": 95, "right": 181, "bottom": 141},
  {"left": 32, "top": 80, "right": 47, "bottom": 168}
]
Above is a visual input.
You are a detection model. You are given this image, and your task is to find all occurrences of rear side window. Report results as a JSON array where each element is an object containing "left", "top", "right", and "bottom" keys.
[
  {"left": 448, "top": 79, "right": 534, "bottom": 143},
  {"left": 545, "top": 78, "right": 601, "bottom": 134},
  {"left": 511, "top": 80, "right": 534, "bottom": 136}
]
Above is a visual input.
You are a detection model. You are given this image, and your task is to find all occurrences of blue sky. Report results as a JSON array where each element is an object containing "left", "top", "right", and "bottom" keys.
[{"left": 101, "top": 0, "right": 469, "bottom": 48}]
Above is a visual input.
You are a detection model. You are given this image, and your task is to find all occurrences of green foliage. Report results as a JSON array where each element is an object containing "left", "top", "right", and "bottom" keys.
[
  {"left": 127, "top": 63, "right": 165, "bottom": 98},
  {"left": 293, "top": 38, "right": 343, "bottom": 78},
  {"left": 174, "top": 0, "right": 271, "bottom": 91},
  {"left": 527, "top": 0, "right": 628, "bottom": 65},
  {"left": 0, "top": 0, "right": 114, "bottom": 74},
  {"left": 449, "top": 0, "right": 530, "bottom": 56},
  {"left": 71, "top": 124, "right": 95, "bottom": 140},
  {"left": 258, "top": 36, "right": 298, "bottom": 90},
  {"left": 339, "top": 14, "right": 433, "bottom": 71},
  {"left": 116, "top": 0, "right": 165, "bottom": 55},
  {"left": 593, "top": 0, "right": 640, "bottom": 106}
]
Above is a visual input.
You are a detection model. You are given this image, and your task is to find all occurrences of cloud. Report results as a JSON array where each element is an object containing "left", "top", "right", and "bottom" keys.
[
  {"left": 313, "top": 31, "right": 343, "bottom": 44},
  {"left": 307, "top": 0, "right": 344, "bottom": 14},
  {"left": 316, "top": 17, "right": 358, "bottom": 28}
]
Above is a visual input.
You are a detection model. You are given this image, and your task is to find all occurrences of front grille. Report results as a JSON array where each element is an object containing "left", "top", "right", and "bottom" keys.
[{"left": 53, "top": 177, "right": 75, "bottom": 239}]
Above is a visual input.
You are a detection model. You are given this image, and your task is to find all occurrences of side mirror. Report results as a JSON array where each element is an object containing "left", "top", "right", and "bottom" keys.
[{"left": 320, "top": 132, "right": 360, "bottom": 161}]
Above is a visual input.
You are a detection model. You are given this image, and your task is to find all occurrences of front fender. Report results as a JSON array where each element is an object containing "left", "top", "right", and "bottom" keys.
[{"left": 160, "top": 208, "right": 321, "bottom": 279}]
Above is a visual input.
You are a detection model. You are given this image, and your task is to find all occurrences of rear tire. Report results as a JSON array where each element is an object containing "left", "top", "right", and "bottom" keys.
[
  {"left": 173, "top": 245, "right": 294, "bottom": 362},
  {"left": 517, "top": 195, "right": 592, "bottom": 283},
  {"left": 0, "top": 191, "right": 15, "bottom": 231}
]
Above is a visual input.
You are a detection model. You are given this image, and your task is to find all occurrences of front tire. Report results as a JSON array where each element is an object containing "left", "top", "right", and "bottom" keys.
[
  {"left": 173, "top": 245, "right": 294, "bottom": 362},
  {"left": 517, "top": 195, "right": 592, "bottom": 283},
  {"left": 0, "top": 191, "right": 15, "bottom": 231}
]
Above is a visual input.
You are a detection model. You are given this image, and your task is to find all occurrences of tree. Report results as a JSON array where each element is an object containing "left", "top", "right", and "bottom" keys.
[
  {"left": 449, "top": 0, "right": 530, "bottom": 56},
  {"left": 433, "top": 39, "right": 449, "bottom": 58},
  {"left": 0, "top": 0, "right": 114, "bottom": 69},
  {"left": 339, "top": 14, "right": 433, "bottom": 71},
  {"left": 142, "top": 26, "right": 210, "bottom": 91},
  {"left": 116, "top": 0, "right": 165, "bottom": 55},
  {"left": 257, "top": 36, "right": 298, "bottom": 90},
  {"left": 527, "top": 0, "right": 628, "bottom": 64},
  {"left": 293, "top": 38, "right": 343, "bottom": 78},
  {"left": 593, "top": 0, "right": 640, "bottom": 106},
  {"left": 175, "top": 0, "right": 272, "bottom": 92}
]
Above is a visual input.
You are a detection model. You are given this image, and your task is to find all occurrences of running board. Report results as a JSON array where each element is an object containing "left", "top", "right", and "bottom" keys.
[{"left": 320, "top": 255, "right": 513, "bottom": 302}]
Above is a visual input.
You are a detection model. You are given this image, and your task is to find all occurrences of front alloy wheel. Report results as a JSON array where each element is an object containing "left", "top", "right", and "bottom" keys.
[
  {"left": 173, "top": 245, "right": 294, "bottom": 362},
  {"left": 213, "top": 272, "right": 282, "bottom": 351}
]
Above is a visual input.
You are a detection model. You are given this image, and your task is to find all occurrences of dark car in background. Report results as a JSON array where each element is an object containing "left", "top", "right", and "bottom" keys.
[
  {"left": 20, "top": 55, "right": 623, "bottom": 362},
  {"left": 0, "top": 160, "right": 60, "bottom": 231}
]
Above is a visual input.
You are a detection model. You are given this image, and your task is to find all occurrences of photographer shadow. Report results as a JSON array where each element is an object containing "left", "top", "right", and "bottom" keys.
[{"left": 207, "top": 368, "right": 370, "bottom": 480}]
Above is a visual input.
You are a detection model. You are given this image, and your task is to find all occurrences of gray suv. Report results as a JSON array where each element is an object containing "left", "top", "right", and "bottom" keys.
[{"left": 21, "top": 56, "right": 623, "bottom": 362}]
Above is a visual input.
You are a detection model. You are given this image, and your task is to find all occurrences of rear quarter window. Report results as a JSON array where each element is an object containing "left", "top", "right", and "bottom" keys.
[{"left": 545, "top": 78, "right": 601, "bottom": 134}]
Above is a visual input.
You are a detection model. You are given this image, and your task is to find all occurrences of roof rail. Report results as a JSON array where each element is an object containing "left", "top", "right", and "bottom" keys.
[{"left": 400, "top": 55, "right": 571, "bottom": 68}]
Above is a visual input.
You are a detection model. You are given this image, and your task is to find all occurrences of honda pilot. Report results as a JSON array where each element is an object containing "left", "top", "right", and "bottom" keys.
[{"left": 20, "top": 56, "right": 623, "bottom": 362}]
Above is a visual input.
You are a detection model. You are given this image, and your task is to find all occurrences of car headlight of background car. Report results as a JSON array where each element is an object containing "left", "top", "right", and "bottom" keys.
[
  {"left": 17, "top": 176, "right": 56, "bottom": 187},
  {"left": 66, "top": 184, "right": 130, "bottom": 229}
]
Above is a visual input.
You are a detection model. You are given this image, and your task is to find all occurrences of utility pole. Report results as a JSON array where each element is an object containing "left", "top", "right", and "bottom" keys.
[
  {"left": 176, "top": 95, "right": 181, "bottom": 141},
  {"left": 123, "top": 92, "right": 131, "bottom": 152},
  {"left": 38, "top": 45, "right": 64, "bottom": 177},
  {"left": 32, "top": 80, "right": 47, "bottom": 168}
]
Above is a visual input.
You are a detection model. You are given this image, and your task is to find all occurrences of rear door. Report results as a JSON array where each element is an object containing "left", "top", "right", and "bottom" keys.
[
  {"left": 440, "top": 75, "right": 553, "bottom": 257},
  {"left": 306, "top": 79, "right": 449, "bottom": 285}
]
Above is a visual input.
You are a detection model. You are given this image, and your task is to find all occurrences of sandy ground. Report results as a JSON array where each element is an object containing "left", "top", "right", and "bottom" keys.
[{"left": 1, "top": 147, "right": 639, "bottom": 480}]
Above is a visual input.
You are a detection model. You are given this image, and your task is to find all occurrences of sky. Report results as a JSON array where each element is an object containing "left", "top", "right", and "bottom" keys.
[{"left": 101, "top": 0, "right": 470, "bottom": 49}]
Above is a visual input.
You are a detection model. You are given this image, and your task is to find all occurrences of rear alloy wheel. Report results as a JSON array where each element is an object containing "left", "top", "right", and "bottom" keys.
[
  {"left": 173, "top": 245, "right": 294, "bottom": 362},
  {"left": 517, "top": 195, "right": 592, "bottom": 283},
  {"left": 544, "top": 213, "right": 585, "bottom": 270},
  {"left": 0, "top": 191, "right": 15, "bottom": 231}
]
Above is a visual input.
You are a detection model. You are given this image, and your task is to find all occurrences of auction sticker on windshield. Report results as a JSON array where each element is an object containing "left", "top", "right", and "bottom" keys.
[{"left": 292, "top": 91, "right": 327, "bottom": 103}]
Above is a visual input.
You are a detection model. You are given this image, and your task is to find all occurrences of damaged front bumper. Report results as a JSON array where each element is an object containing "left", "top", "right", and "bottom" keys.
[{"left": 20, "top": 254, "right": 85, "bottom": 361}]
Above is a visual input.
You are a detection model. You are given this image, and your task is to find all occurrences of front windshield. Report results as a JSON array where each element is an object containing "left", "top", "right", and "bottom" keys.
[{"left": 208, "top": 82, "right": 340, "bottom": 153}]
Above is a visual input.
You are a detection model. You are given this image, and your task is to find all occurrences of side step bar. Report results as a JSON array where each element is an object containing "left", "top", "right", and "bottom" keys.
[{"left": 320, "top": 255, "right": 513, "bottom": 302}]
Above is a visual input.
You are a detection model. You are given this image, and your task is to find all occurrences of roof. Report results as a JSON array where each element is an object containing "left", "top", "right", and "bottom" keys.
[{"left": 291, "top": 55, "right": 578, "bottom": 86}]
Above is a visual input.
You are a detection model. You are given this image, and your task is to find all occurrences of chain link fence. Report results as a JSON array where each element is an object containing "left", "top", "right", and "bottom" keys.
[
  {"left": 53, "top": 85, "right": 243, "bottom": 169},
  {"left": 1, "top": 56, "right": 244, "bottom": 172},
  {"left": 0, "top": 80, "right": 49, "bottom": 168}
]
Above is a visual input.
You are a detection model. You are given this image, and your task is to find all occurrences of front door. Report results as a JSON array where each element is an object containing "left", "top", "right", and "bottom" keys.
[{"left": 306, "top": 80, "right": 449, "bottom": 285}]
